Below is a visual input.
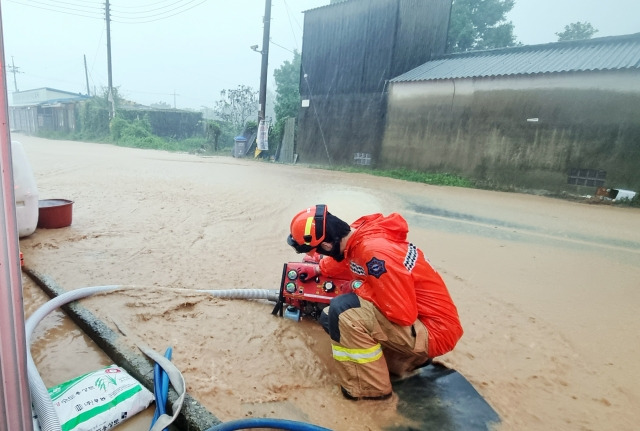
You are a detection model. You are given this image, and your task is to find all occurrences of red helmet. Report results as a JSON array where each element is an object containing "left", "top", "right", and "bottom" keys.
[{"left": 287, "top": 204, "right": 327, "bottom": 253}]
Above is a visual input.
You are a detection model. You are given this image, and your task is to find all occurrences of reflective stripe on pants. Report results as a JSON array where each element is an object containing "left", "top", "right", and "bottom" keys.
[
  {"left": 328, "top": 294, "right": 429, "bottom": 398},
  {"left": 332, "top": 343, "right": 383, "bottom": 363}
]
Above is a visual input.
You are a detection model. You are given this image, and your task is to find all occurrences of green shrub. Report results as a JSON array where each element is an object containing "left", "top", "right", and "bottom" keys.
[
  {"left": 617, "top": 194, "right": 640, "bottom": 207},
  {"left": 109, "top": 116, "right": 127, "bottom": 140},
  {"left": 332, "top": 166, "right": 475, "bottom": 188}
]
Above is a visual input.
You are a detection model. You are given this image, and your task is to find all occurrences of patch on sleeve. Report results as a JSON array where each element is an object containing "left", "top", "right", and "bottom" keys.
[
  {"left": 366, "top": 257, "right": 387, "bottom": 279},
  {"left": 350, "top": 261, "right": 365, "bottom": 276}
]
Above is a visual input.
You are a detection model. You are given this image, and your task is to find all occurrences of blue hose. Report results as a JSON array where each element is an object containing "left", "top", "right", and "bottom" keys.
[
  {"left": 151, "top": 347, "right": 173, "bottom": 430},
  {"left": 205, "top": 418, "right": 334, "bottom": 431},
  {"left": 151, "top": 364, "right": 164, "bottom": 423},
  {"left": 149, "top": 350, "right": 332, "bottom": 431}
]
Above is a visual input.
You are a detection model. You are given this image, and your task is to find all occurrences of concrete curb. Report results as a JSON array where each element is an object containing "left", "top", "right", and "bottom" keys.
[{"left": 24, "top": 267, "right": 222, "bottom": 431}]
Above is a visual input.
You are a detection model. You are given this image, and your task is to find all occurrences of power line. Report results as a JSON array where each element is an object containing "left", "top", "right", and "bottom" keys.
[
  {"left": 7, "top": 0, "right": 206, "bottom": 23},
  {"left": 265, "top": 1, "right": 303, "bottom": 58},
  {"left": 87, "top": 27, "right": 107, "bottom": 89},
  {"left": 111, "top": 0, "right": 196, "bottom": 14},
  {"left": 6, "top": 0, "right": 104, "bottom": 20},
  {"left": 281, "top": 0, "right": 305, "bottom": 48},
  {"left": 113, "top": 0, "right": 190, "bottom": 9},
  {"left": 110, "top": 0, "right": 207, "bottom": 23},
  {"left": 34, "top": 0, "right": 103, "bottom": 11},
  {"left": 269, "top": 39, "right": 295, "bottom": 54},
  {"left": 24, "top": 0, "right": 103, "bottom": 12}
]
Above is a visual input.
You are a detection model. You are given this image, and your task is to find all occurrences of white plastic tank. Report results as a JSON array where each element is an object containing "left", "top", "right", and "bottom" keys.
[{"left": 11, "top": 140, "right": 39, "bottom": 237}]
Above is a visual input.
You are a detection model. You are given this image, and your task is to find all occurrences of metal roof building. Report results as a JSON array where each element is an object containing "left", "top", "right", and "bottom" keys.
[
  {"left": 392, "top": 33, "right": 640, "bottom": 82},
  {"left": 381, "top": 33, "right": 640, "bottom": 194},
  {"left": 11, "top": 87, "right": 88, "bottom": 107}
]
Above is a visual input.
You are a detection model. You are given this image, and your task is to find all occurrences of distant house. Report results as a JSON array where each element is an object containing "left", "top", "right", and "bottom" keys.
[
  {"left": 9, "top": 87, "right": 89, "bottom": 134},
  {"left": 381, "top": 33, "right": 640, "bottom": 193}
]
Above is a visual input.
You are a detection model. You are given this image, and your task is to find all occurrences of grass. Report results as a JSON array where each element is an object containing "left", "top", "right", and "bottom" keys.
[{"left": 328, "top": 165, "right": 476, "bottom": 188}]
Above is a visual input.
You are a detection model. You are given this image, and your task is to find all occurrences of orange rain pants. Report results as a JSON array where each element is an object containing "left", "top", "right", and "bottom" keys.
[{"left": 321, "top": 293, "right": 430, "bottom": 398}]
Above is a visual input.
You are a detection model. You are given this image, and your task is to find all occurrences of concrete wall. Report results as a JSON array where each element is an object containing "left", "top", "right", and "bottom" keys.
[{"left": 381, "top": 70, "right": 640, "bottom": 193}]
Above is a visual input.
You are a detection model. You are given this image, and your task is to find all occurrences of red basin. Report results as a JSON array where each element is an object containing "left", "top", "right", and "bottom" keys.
[{"left": 37, "top": 199, "right": 74, "bottom": 229}]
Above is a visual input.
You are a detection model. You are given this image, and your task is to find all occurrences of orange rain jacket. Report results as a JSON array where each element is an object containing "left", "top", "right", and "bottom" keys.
[{"left": 319, "top": 213, "right": 463, "bottom": 358}]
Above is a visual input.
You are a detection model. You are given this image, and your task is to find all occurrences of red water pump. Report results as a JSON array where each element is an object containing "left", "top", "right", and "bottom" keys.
[{"left": 271, "top": 261, "right": 359, "bottom": 321}]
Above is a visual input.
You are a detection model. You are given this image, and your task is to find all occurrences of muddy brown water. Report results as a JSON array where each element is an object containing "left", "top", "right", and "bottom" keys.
[{"left": 17, "top": 133, "right": 640, "bottom": 431}]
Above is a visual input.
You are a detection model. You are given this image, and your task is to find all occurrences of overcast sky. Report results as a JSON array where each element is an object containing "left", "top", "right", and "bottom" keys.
[{"left": 2, "top": 0, "right": 639, "bottom": 110}]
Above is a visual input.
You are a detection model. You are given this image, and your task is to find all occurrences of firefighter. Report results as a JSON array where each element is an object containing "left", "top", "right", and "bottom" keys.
[{"left": 287, "top": 204, "right": 463, "bottom": 400}]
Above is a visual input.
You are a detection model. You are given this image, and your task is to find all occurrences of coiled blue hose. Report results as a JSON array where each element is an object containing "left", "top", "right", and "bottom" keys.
[
  {"left": 205, "top": 418, "right": 334, "bottom": 431},
  {"left": 151, "top": 347, "right": 173, "bottom": 430}
]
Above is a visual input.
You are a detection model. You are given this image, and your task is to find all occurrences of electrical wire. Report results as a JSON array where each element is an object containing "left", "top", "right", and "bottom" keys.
[
  {"left": 7, "top": 0, "right": 208, "bottom": 24},
  {"left": 110, "top": 0, "right": 208, "bottom": 24},
  {"left": 6, "top": 0, "right": 104, "bottom": 20},
  {"left": 269, "top": 39, "right": 296, "bottom": 54},
  {"left": 282, "top": 0, "right": 305, "bottom": 49},
  {"left": 113, "top": 0, "right": 194, "bottom": 13}
]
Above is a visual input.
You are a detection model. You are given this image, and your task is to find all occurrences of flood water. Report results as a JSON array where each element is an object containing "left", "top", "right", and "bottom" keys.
[{"left": 16, "top": 133, "right": 640, "bottom": 431}]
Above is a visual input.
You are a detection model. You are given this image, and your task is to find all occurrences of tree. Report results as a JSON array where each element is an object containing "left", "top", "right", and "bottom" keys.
[
  {"left": 213, "top": 85, "right": 258, "bottom": 134},
  {"left": 447, "top": 0, "right": 518, "bottom": 53},
  {"left": 77, "top": 86, "right": 123, "bottom": 139},
  {"left": 271, "top": 50, "right": 302, "bottom": 147},
  {"left": 555, "top": 22, "right": 598, "bottom": 42},
  {"left": 204, "top": 120, "right": 222, "bottom": 151}
]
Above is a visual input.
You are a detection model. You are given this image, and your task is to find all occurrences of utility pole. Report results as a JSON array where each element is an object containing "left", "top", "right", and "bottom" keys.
[
  {"left": 171, "top": 90, "right": 179, "bottom": 109},
  {"left": 258, "top": 0, "right": 271, "bottom": 123},
  {"left": 256, "top": 0, "right": 271, "bottom": 157},
  {"left": 105, "top": 0, "right": 114, "bottom": 118},
  {"left": 8, "top": 56, "right": 21, "bottom": 92},
  {"left": 83, "top": 54, "right": 90, "bottom": 96}
]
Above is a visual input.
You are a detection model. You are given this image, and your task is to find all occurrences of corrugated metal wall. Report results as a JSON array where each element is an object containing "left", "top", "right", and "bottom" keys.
[
  {"left": 9, "top": 105, "right": 77, "bottom": 134},
  {"left": 296, "top": 0, "right": 451, "bottom": 165},
  {"left": 8, "top": 107, "right": 38, "bottom": 134},
  {"left": 301, "top": 0, "right": 397, "bottom": 95},
  {"left": 391, "top": 0, "right": 451, "bottom": 77},
  {"left": 297, "top": 93, "right": 387, "bottom": 164}
]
